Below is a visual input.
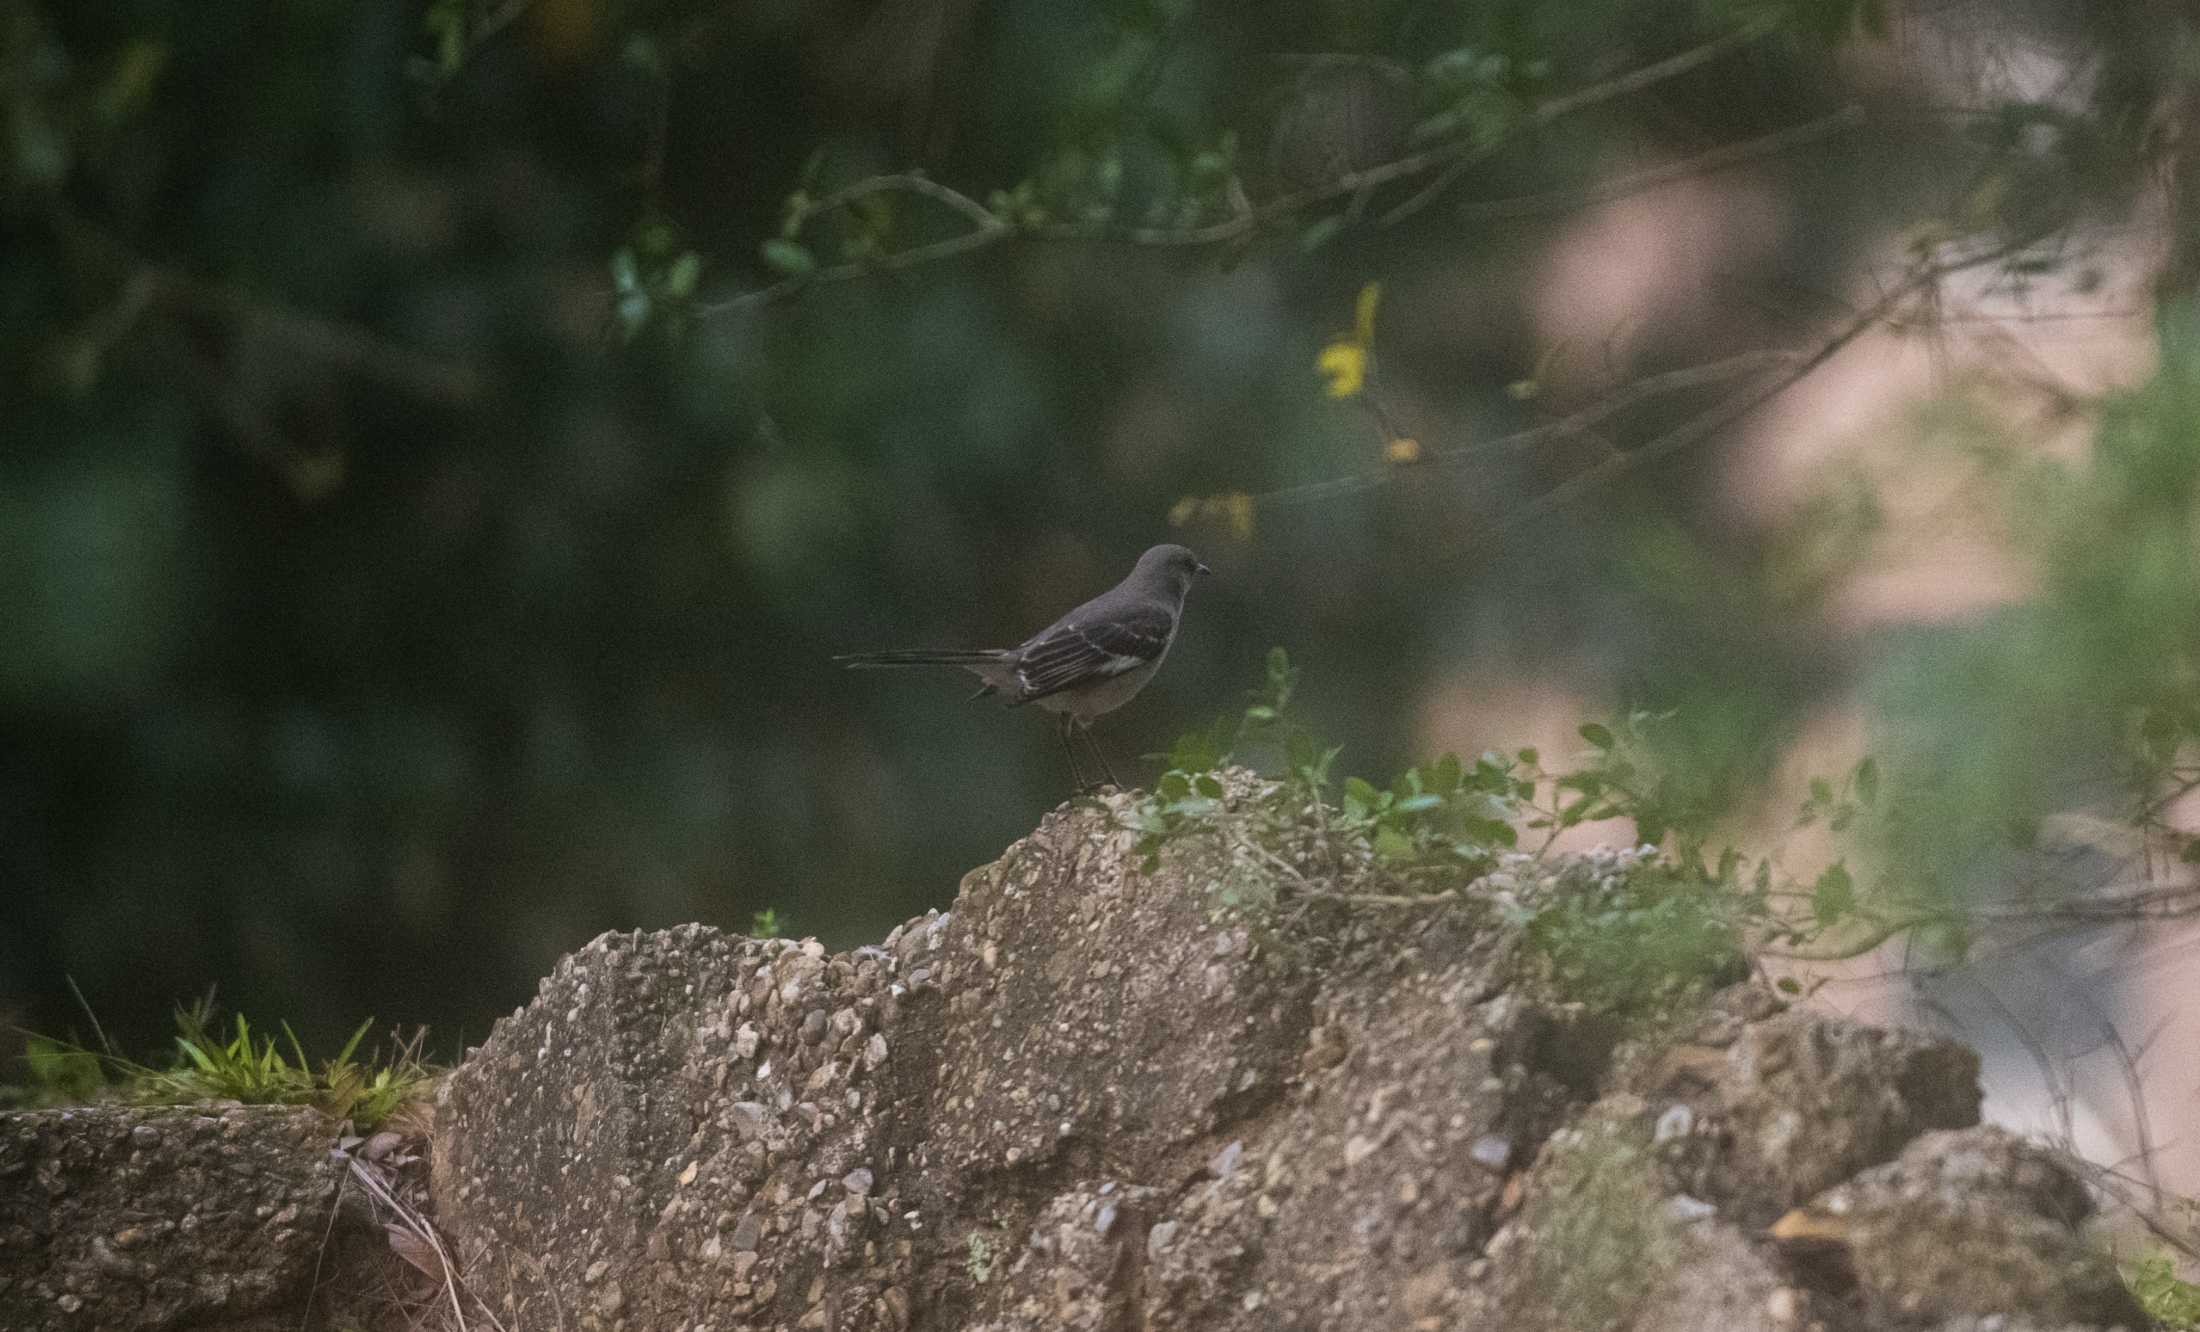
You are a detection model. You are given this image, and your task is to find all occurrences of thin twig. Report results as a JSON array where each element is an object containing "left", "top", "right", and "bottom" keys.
[
  {"left": 2078, "top": 993, "right": 2163, "bottom": 1213},
  {"left": 54, "top": 211, "right": 482, "bottom": 407},
  {"left": 1250, "top": 348, "right": 1798, "bottom": 509},
  {"left": 1382, "top": 21, "right": 1781, "bottom": 226},
  {"left": 1473, "top": 234, "right": 2044, "bottom": 544},
  {"left": 698, "top": 22, "right": 1788, "bottom": 316},
  {"left": 696, "top": 175, "right": 1012, "bottom": 315},
  {"left": 1449, "top": 105, "right": 1867, "bottom": 224},
  {"left": 347, "top": 1155, "right": 511, "bottom": 1332}
]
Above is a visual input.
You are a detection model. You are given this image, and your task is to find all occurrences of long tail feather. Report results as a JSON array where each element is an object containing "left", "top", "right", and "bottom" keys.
[{"left": 835, "top": 648, "right": 1005, "bottom": 669}]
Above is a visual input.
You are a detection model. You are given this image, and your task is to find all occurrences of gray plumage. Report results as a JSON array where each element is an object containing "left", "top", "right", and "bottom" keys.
[{"left": 837, "top": 544, "right": 1210, "bottom": 787}]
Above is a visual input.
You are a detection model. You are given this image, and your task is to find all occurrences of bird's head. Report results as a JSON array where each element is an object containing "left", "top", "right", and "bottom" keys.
[{"left": 1137, "top": 543, "right": 1212, "bottom": 597}]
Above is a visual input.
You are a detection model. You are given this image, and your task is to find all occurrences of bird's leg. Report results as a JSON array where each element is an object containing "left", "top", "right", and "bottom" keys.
[
  {"left": 1058, "top": 712, "right": 1090, "bottom": 792},
  {"left": 1080, "top": 720, "right": 1121, "bottom": 791}
]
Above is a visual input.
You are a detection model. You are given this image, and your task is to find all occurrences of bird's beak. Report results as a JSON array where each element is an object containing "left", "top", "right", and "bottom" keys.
[{"left": 1195, "top": 562, "right": 1212, "bottom": 576}]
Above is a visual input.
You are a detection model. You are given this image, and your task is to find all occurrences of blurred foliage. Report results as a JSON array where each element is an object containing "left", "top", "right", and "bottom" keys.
[
  {"left": 4, "top": 0, "right": 2200, "bottom": 1069},
  {"left": 2127, "top": 1250, "right": 2200, "bottom": 1331}
]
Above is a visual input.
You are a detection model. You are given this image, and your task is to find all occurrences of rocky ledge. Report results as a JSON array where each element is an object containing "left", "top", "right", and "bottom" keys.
[
  {"left": 431, "top": 789, "right": 2140, "bottom": 1332},
  {"left": 0, "top": 784, "right": 2152, "bottom": 1331}
]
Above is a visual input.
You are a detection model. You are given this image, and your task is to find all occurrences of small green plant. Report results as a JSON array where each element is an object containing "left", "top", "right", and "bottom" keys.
[
  {"left": 1133, "top": 648, "right": 1522, "bottom": 903},
  {"left": 750, "top": 907, "right": 787, "bottom": 939},
  {"left": 1126, "top": 649, "right": 1908, "bottom": 1015},
  {"left": 1516, "top": 854, "right": 1751, "bottom": 1016},
  {"left": 0, "top": 1036, "right": 106, "bottom": 1109},
  {"left": 8, "top": 998, "right": 434, "bottom": 1129},
  {"left": 2127, "top": 1251, "right": 2200, "bottom": 1330}
]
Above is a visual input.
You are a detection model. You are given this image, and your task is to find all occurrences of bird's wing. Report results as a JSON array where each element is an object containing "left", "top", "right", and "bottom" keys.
[{"left": 1011, "top": 604, "right": 1172, "bottom": 703}]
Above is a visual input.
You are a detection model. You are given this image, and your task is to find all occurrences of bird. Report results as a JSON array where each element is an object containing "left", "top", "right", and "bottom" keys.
[{"left": 837, "top": 544, "right": 1211, "bottom": 791}]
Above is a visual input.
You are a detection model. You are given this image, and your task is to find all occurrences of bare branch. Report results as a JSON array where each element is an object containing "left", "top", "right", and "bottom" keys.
[
  {"left": 1382, "top": 21, "right": 1782, "bottom": 226},
  {"left": 1249, "top": 349, "right": 1798, "bottom": 510},
  {"left": 1449, "top": 105, "right": 1867, "bottom": 224},
  {"left": 56, "top": 212, "right": 482, "bottom": 407},
  {"left": 696, "top": 174, "right": 1012, "bottom": 315},
  {"left": 1474, "top": 235, "right": 2046, "bottom": 544}
]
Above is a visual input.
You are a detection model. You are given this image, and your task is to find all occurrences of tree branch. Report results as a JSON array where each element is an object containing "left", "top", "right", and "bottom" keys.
[
  {"left": 1473, "top": 235, "right": 2044, "bottom": 545},
  {"left": 1450, "top": 105, "right": 1866, "bottom": 224},
  {"left": 1250, "top": 349, "right": 1799, "bottom": 510},
  {"left": 698, "top": 21, "right": 1786, "bottom": 315},
  {"left": 1380, "top": 21, "right": 1781, "bottom": 226}
]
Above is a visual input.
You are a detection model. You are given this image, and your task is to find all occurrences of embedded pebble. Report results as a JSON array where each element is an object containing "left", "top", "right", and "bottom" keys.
[
  {"left": 1468, "top": 1135, "right": 1512, "bottom": 1172},
  {"left": 1654, "top": 1103, "right": 1694, "bottom": 1143}
]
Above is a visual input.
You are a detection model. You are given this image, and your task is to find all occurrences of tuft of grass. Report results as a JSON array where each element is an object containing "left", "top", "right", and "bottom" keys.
[
  {"left": 7, "top": 996, "right": 436, "bottom": 1130},
  {"left": 2127, "top": 1251, "right": 2200, "bottom": 1330}
]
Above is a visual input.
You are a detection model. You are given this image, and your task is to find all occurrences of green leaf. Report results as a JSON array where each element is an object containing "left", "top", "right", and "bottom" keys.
[
  {"left": 761, "top": 239, "right": 816, "bottom": 276},
  {"left": 1776, "top": 976, "right": 1802, "bottom": 995},
  {"left": 1394, "top": 793, "right": 1444, "bottom": 815},
  {"left": 174, "top": 1037, "right": 217, "bottom": 1075},
  {"left": 1298, "top": 216, "right": 1345, "bottom": 252},
  {"left": 1343, "top": 775, "right": 1379, "bottom": 814},
  {"left": 1578, "top": 722, "right": 1614, "bottom": 749},
  {"left": 1811, "top": 863, "right": 1856, "bottom": 928},
  {"left": 666, "top": 252, "right": 702, "bottom": 298},
  {"left": 1852, "top": 756, "right": 1879, "bottom": 805},
  {"left": 1463, "top": 817, "right": 1517, "bottom": 848},
  {"left": 1515, "top": 746, "right": 1538, "bottom": 767},
  {"left": 1194, "top": 773, "right": 1225, "bottom": 800}
]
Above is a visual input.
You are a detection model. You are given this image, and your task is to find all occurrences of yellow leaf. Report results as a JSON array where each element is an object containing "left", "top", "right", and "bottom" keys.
[
  {"left": 1317, "top": 341, "right": 1366, "bottom": 398},
  {"left": 1167, "top": 492, "right": 1257, "bottom": 540},
  {"left": 1224, "top": 492, "right": 1256, "bottom": 540},
  {"left": 1384, "top": 437, "right": 1423, "bottom": 465},
  {"left": 1353, "top": 281, "right": 1382, "bottom": 346}
]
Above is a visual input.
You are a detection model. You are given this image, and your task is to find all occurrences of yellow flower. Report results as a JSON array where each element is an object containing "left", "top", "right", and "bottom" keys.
[
  {"left": 1317, "top": 342, "right": 1367, "bottom": 399},
  {"left": 1317, "top": 281, "right": 1384, "bottom": 399},
  {"left": 1383, "top": 436, "right": 1423, "bottom": 465},
  {"left": 1353, "top": 281, "right": 1382, "bottom": 345}
]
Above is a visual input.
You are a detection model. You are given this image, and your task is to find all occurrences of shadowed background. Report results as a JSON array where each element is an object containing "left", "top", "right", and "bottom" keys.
[{"left": 5, "top": 0, "right": 2197, "bottom": 1194}]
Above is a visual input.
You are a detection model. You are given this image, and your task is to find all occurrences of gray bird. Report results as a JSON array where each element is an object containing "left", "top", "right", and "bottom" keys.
[{"left": 837, "top": 544, "right": 1211, "bottom": 790}]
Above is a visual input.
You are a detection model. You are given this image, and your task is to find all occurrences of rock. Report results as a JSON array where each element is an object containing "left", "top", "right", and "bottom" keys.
[
  {"left": 1771, "top": 1127, "right": 2145, "bottom": 1328},
  {"left": 413, "top": 777, "right": 2116, "bottom": 1332},
  {"left": 1642, "top": 1006, "right": 1984, "bottom": 1223},
  {"left": 0, "top": 1105, "right": 373, "bottom": 1332}
]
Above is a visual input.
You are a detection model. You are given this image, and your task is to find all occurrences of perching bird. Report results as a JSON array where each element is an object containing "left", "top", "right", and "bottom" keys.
[{"left": 837, "top": 544, "right": 1211, "bottom": 790}]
